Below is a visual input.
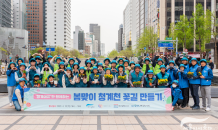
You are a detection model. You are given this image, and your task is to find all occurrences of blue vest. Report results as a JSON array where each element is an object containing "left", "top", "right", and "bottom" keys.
[
  {"left": 189, "top": 64, "right": 200, "bottom": 84},
  {"left": 47, "top": 62, "right": 54, "bottom": 71},
  {"left": 156, "top": 72, "right": 169, "bottom": 88},
  {"left": 28, "top": 66, "right": 37, "bottom": 82},
  {"left": 178, "top": 72, "right": 189, "bottom": 88},
  {"left": 103, "top": 80, "right": 114, "bottom": 88},
  {"left": 76, "top": 77, "right": 87, "bottom": 88},
  {"left": 145, "top": 76, "right": 156, "bottom": 88},
  {"left": 184, "top": 64, "right": 189, "bottom": 73},
  {"left": 37, "top": 63, "right": 43, "bottom": 71},
  {"left": 131, "top": 71, "right": 144, "bottom": 82},
  {"left": 64, "top": 74, "right": 75, "bottom": 87},
  {"left": 16, "top": 71, "right": 23, "bottom": 86},
  {"left": 115, "top": 73, "right": 127, "bottom": 88},
  {"left": 12, "top": 85, "right": 24, "bottom": 101},
  {"left": 167, "top": 68, "right": 177, "bottom": 85},
  {"left": 58, "top": 71, "right": 65, "bottom": 87},
  {"left": 90, "top": 73, "right": 101, "bottom": 88},
  {"left": 200, "top": 66, "right": 211, "bottom": 86},
  {"left": 46, "top": 82, "right": 61, "bottom": 88}
]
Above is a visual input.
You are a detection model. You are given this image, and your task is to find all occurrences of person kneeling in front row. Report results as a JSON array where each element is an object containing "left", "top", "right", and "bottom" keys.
[
  {"left": 171, "top": 80, "right": 183, "bottom": 111},
  {"left": 12, "top": 78, "right": 26, "bottom": 111}
]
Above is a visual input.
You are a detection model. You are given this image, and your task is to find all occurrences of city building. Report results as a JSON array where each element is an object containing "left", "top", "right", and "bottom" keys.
[
  {"left": 115, "top": 42, "right": 118, "bottom": 52},
  {"left": 73, "top": 26, "right": 83, "bottom": 50},
  {"left": 44, "top": 0, "right": 71, "bottom": 50},
  {"left": 118, "top": 24, "right": 123, "bottom": 52},
  {"left": 93, "top": 40, "right": 99, "bottom": 57},
  {"left": 13, "top": 0, "right": 26, "bottom": 29},
  {"left": 26, "top": 0, "right": 43, "bottom": 47},
  {"left": 101, "top": 43, "right": 105, "bottom": 56},
  {"left": 89, "top": 24, "right": 101, "bottom": 55},
  {"left": 78, "top": 30, "right": 85, "bottom": 50},
  {"left": 0, "top": 0, "right": 13, "bottom": 28},
  {"left": 85, "top": 45, "right": 90, "bottom": 55},
  {"left": 123, "top": 0, "right": 137, "bottom": 50}
]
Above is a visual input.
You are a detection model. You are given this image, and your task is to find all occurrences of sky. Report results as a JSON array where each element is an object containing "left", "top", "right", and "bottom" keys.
[{"left": 71, "top": 0, "right": 129, "bottom": 55}]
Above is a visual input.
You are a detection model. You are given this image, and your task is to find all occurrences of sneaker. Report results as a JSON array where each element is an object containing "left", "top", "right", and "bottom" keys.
[
  {"left": 9, "top": 103, "right": 12, "bottom": 107},
  {"left": 192, "top": 106, "right": 200, "bottom": 110},
  {"left": 181, "top": 105, "right": 186, "bottom": 108},
  {"left": 186, "top": 104, "right": 189, "bottom": 107},
  {"left": 172, "top": 106, "right": 174, "bottom": 111},
  {"left": 190, "top": 105, "right": 195, "bottom": 108},
  {"left": 205, "top": 108, "right": 211, "bottom": 111},
  {"left": 201, "top": 106, "right": 206, "bottom": 110},
  {"left": 177, "top": 106, "right": 181, "bottom": 109}
]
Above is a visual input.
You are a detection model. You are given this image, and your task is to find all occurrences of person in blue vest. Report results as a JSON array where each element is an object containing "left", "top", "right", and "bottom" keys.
[
  {"left": 34, "top": 56, "right": 43, "bottom": 71},
  {"left": 102, "top": 68, "right": 115, "bottom": 88},
  {"left": 44, "top": 74, "right": 61, "bottom": 88},
  {"left": 129, "top": 61, "right": 136, "bottom": 72},
  {"left": 139, "top": 57, "right": 154, "bottom": 75},
  {"left": 175, "top": 57, "right": 190, "bottom": 73},
  {"left": 67, "top": 57, "right": 81, "bottom": 68},
  {"left": 89, "top": 67, "right": 102, "bottom": 88},
  {"left": 115, "top": 65, "right": 128, "bottom": 88},
  {"left": 46, "top": 55, "right": 54, "bottom": 71},
  {"left": 72, "top": 62, "right": 80, "bottom": 76},
  {"left": 129, "top": 64, "right": 144, "bottom": 88},
  {"left": 53, "top": 62, "right": 66, "bottom": 87},
  {"left": 156, "top": 65, "right": 171, "bottom": 88},
  {"left": 15, "top": 63, "right": 28, "bottom": 86},
  {"left": 12, "top": 78, "right": 26, "bottom": 111},
  {"left": 188, "top": 58, "right": 201, "bottom": 110},
  {"left": 30, "top": 74, "right": 42, "bottom": 88},
  {"left": 152, "top": 55, "right": 169, "bottom": 75},
  {"left": 16, "top": 58, "right": 24, "bottom": 69},
  {"left": 176, "top": 64, "right": 189, "bottom": 108},
  {"left": 103, "top": 58, "right": 111, "bottom": 70},
  {"left": 167, "top": 61, "right": 178, "bottom": 86},
  {"left": 171, "top": 80, "right": 183, "bottom": 111},
  {"left": 110, "top": 60, "right": 118, "bottom": 76},
  {"left": 62, "top": 67, "right": 76, "bottom": 88},
  {"left": 26, "top": 58, "right": 40, "bottom": 83},
  {"left": 199, "top": 59, "right": 213, "bottom": 111},
  {"left": 75, "top": 67, "right": 87, "bottom": 87},
  {"left": 6, "top": 62, "right": 17, "bottom": 107},
  {"left": 143, "top": 70, "right": 157, "bottom": 88}
]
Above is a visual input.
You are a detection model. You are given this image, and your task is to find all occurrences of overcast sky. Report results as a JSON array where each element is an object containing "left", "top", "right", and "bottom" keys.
[{"left": 71, "top": 0, "right": 129, "bottom": 55}]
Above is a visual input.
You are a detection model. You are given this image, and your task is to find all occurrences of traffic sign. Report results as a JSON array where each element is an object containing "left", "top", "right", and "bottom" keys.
[
  {"left": 158, "top": 41, "right": 171, "bottom": 43},
  {"left": 46, "top": 48, "right": 55, "bottom": 52},
  {"left": 168, "top": 47, "right": 174, "bottom": 50},
  {"left": 31, "top": 46, "right": 36, "bottom": 49},
  {"left": 166, "top": 37, "right": 172, "bottom": 40},
  {"left": 144, "top": 47, "right": 146, "bottom": 50},
  {"left": 158, "top": 43, "right": 173, "bottom": 47}
]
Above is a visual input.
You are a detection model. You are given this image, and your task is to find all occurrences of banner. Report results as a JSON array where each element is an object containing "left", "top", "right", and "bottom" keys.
[{"left": 23, "top": 88, "right": 172, "bottom": 111}]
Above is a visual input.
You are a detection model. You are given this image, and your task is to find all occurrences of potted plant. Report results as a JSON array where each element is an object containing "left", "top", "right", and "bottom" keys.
[
  {"left": 198, "top": 72, "right": 202, "bottom": 76},
  {"left": 149, "top": 79, "right": 153, "bottom": 86},
  {"left": 23, "top": 70, "right": 27, "bottom": 77},
  {"left": 37, "top": 80, "right": 41, "bottom": 87},
  {"left": 133, "top": 81, "right": 142, "bottom": 87},
  {"left": 187, "top": 72, "right": 194, "bottom": 78},
  {"left": 104, "top": 74, "right": 113, "bottom": 81},
  {"left": 54, "top": 77, "right": 59, "bottom": 85},
  {"left": 94, "top": 74, "right": 99, "bottom": 83},
  {"left": 118, "top": 75, "right": 126, "bottom": 82},
  {"left": 158, "top": 79, "right": 168, "bottom": 86}
]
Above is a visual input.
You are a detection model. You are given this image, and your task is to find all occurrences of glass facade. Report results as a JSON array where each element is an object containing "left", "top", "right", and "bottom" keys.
[
  {"left": 185, "top": 0, "right": 194, "bottom": 20},
  {"left": 167, "top": 0, "right": 171, "bottom": 36},
  {"left": 0, "top": 0, "right": 12, "bottom": 28},
  {"left": 175, "top": 0, "right": 183, "bottom": 23}
]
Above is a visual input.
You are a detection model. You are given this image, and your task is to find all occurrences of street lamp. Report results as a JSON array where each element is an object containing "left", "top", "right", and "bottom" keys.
[{"left": 36, "top": 43, "right": 40, "bottom": 48}]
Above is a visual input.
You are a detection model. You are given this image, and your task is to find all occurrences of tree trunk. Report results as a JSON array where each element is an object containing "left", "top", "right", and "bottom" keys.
[
  {"left": 215, "top": 37, "right": 218, "bottom": 68},
  {"left": 199, "top": 40, "right": 202, "bottom": 59}
]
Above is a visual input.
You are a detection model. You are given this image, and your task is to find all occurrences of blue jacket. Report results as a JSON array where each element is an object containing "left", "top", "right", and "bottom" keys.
[
  {"left": 184, "top": 64, "right": 189, "bottom": 73},
  {"left": 130, "top": 71, "right": 144, "bottom": 82},
  {"left": 167, "top": 67, "right": 178, "bottom": 85},
  {"left": 6, "top": 70, "right": 17, "bottom": 86},
  {"left": 171, "top": 85, "right": 183, "bottom": 106},
  {"left": 189, "top": 64, "right": 201, "bottom": 84},
  {"left": 156, "top": 72, "right": 170, "bottom": 88},
  {"left": 89, "top": 73, "right": 101, "bottom": 88},
  {"left": 115, "top": 73, "right": 127, "bottom": 88},
  {"left": 177, "top": 71, "right": 189, "bottom": 89},
  {"left": 12, "top": 85, "right": 24, "bottom": 101},
  {"left": 200, "top": 66, "right": 213, "bottom": 86}
]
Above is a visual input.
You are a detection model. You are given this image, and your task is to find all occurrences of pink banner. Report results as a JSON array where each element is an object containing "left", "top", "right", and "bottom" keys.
[{"left": 34, "top": 94, "right": 71, "bottom": 100}]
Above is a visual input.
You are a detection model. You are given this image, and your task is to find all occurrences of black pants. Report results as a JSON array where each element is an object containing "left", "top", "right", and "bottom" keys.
[
  {"left": 189, "top": 84, "right": 200, "bottom": 107},
  {"left": 177, "top": 99, "right": 183, "bottom": 106},
  {"left": 181, "top": 87, "right": 189, "bottom": 106}
]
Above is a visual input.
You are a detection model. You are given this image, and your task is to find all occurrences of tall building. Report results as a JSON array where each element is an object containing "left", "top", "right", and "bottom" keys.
[
  {"left": 101, "top": 43, "right": 105, "bottom": 56},
  {"left": 115, "top": 42, "right": 118, "bottom": 52},
  {"left": 73, "top": 26, "right": 83, "bottom": 50},
  {"left": 78, "top": 30, "right": 85, "bottom": 50},
  {"left": 0, "top": 0, "right": 13, "bottom": 28},
  {"left": 123, "top": 0, "right": 137, "bottom": 50},
  {"left": 93, "top": 40, "right": 99, "bottom": 57},
  {"left": 118, "top": 24, "right": 123, "bottom": 52},
  {"left": 26, "top": 0, "right": 43, "bottom": 47},
  {"left": 89, "top": 24, "right": 101, "bottom": 55},
  {"left": 13, "top": 0, "right": 26, "bottom": 29},
  {"left": 45, "top": 0, "right": 71, "bottom": 50}
]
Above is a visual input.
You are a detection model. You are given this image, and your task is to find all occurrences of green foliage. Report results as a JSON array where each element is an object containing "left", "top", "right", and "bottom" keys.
[
  {"left": 107, "top": 48, "right": 134, "bottom": 58},
  {"left": 107, "top": 49, "right": 119, "bottom": 58},
  {"left": 136, "top": 27, "right": 157, "bottom": 55},
  {"left": 98, "top": 55, "right": 106, "bottom": 58},
  {"left": 30, "top": 47, "right": 44, "bottom": 55}
]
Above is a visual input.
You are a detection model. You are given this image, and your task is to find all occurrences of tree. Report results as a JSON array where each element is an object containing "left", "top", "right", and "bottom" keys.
[
  {"left": 136, "top": 27, "right": 157, "bottom": 56},
  {"left": 119, "top": 47, "right": 134, "bottom": 58},
  {"left": 107, "top": 50, "right": 119, "bottom": 58},
  {"left": 190, "top": 3, "right": 211, "bottom": 58},
  {"left": 169, "top": 15, "right": 193, "bottom": 51},
  {"left": 211, "top": 12, "right": 218, "bottom": 67}
]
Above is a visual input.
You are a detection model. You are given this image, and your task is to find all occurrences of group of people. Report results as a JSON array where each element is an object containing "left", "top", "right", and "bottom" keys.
[{"left": 6, "top": 51, "right": 213, "bottom": 111}]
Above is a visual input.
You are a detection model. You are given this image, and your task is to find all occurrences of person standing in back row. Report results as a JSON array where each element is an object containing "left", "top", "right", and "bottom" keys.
[{"left": 209, "top": 59, "right": 214, "bottom": 70}]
